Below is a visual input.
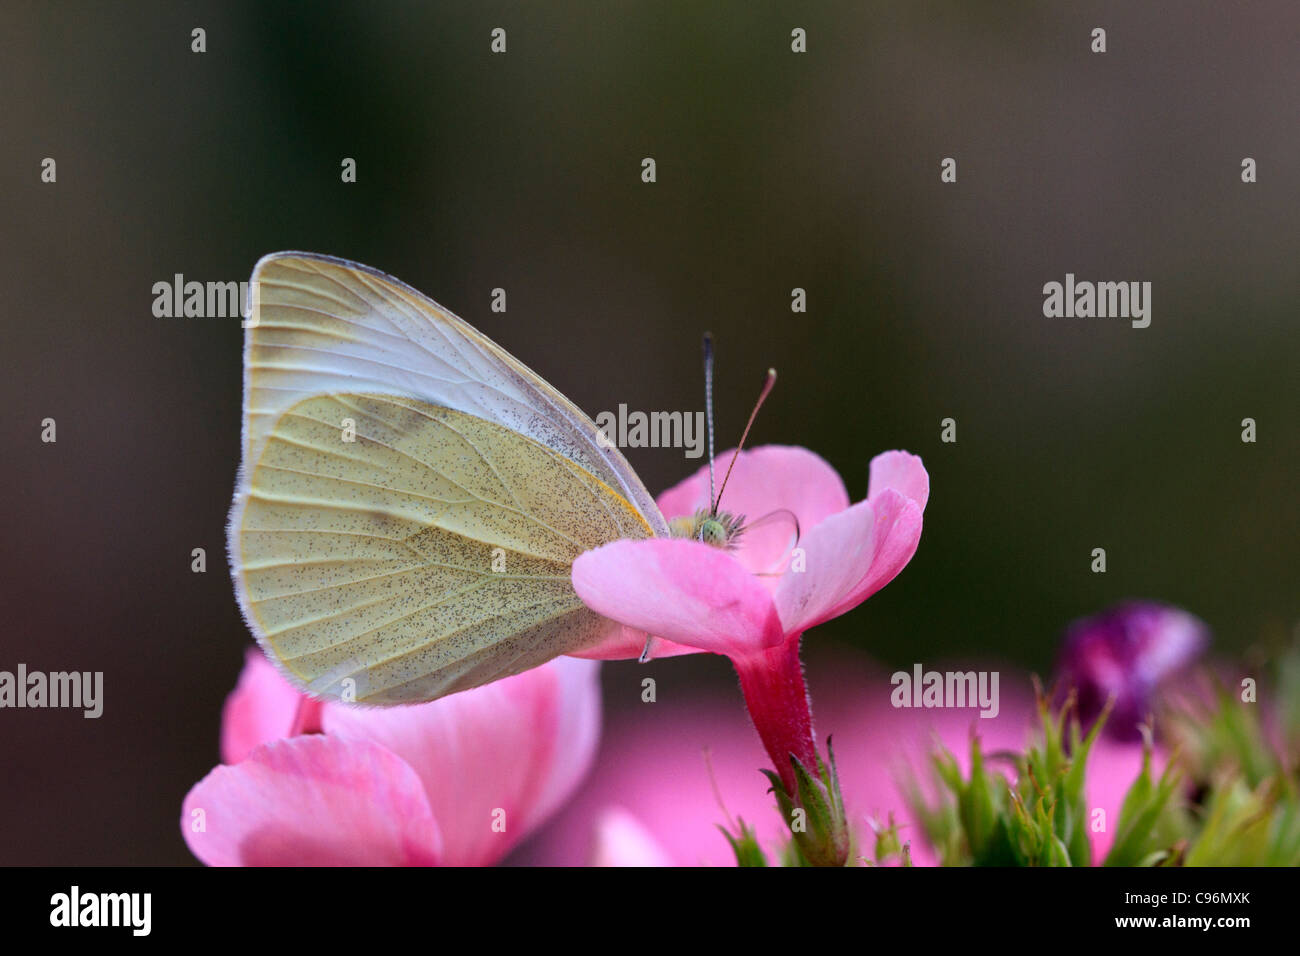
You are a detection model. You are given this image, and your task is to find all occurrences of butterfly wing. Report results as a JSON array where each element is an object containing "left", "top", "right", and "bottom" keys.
[
  {"left": 236, "top": 252, "right": 667, "bottom": 534},
  {"left": 229, "top": 253, "right": 666, "bottom": 703},
  {"left": 237, "top": 392, "right": 653, "bottom": 704}
]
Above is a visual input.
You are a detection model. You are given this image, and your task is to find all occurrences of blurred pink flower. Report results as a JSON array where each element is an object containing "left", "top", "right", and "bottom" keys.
[
  {"left": 516, "top": 659, "right": 1156, "bottom": 866},
  {"left": 183, "top": 648, "right": 601, "bottom": 866},
  {"left": 572, "top": 446, "right": 927, "bottom": 791},
  {"left": 1057, "top": 602, "right": 1209, "bottom": 741}
]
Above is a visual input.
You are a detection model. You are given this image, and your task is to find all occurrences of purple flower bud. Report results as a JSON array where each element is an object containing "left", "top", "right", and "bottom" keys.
[{"left": 1057, "top": 602, "right": 1209, "bottom": 741}]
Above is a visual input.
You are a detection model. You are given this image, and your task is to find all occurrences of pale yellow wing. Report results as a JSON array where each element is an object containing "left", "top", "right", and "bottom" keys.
[{"left": 238, "top": 392, "right": 652, "bottom": 705}]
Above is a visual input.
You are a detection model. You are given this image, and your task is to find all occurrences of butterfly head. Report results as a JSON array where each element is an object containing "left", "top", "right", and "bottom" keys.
[{"left": 670, "top": 509, "right": 746, "bottom": 549}]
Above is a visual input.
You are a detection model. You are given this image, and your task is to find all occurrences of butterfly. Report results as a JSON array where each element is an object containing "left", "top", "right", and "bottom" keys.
[{"left": 229, "top": 253, "right": 787, "bottom": 706}]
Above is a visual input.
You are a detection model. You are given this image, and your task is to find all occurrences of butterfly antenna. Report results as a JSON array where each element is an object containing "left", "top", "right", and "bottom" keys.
[
  {"left": 703, "top": 332, "right": 717, "bottom": 513},
  {"left": 715, "top": 367, "right": 777, "bottom": 513}
]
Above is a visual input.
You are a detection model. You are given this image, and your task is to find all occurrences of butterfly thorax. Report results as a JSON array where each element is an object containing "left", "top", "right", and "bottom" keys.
[{"left": 669, "top": 509, "right": 746, "bottom": 549}]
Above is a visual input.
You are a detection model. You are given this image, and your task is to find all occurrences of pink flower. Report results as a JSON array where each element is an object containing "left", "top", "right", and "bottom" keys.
[
  {"left": 182, "top": 648, "right": 601, "bottom": 866},
  {"left": 572, "top": 446, "right": 928, "bottom": 795}
]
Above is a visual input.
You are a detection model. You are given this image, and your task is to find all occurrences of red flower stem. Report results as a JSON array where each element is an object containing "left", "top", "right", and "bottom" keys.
[{"left": 732, "top": 634, "right": 817, "bottom": 793}]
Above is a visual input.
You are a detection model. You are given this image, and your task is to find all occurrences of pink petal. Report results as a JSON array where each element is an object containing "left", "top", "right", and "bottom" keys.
[
  {"left": 220, "top": 647, "right": 320, "bottom": 764},
  {"left": 182, "top": 735, "right": 441, "bottom": 866},
  {"left": 572, "top": 538, "right": 786, "bottom": 657},
  {"left": 590, "top": 807, "right": 677, "bottom": 866},
  {"left": 657, "top": 446, "right": 852, "bottom": 577},
  {"left": 774, "top": 489, "right": 924, "bottom": 633},
  {"left": 867, "top": 451, "right": 929, "bottom": 511},
  {"left": 526, "top": 658, "right": 604, "bottom": 827},
  {"left": 322, "top": 658, "right": 602, "bottom": 866}
]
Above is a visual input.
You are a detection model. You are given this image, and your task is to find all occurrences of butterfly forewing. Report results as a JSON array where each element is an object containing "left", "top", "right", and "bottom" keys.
[
  {"left": 238, "top": 393, "right": 652, "bottom": 704},
  {"left": 239, "top": 253, "right": 667, "bottom": 534}
]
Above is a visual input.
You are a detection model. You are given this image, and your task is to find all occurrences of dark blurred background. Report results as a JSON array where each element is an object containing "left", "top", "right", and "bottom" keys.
[{"left": 0, "top": 1, "right": 1295, "bottom": 864}]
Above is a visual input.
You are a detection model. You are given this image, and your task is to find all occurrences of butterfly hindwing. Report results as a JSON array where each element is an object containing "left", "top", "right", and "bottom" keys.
[{"left": 237, "top": 392, "right": 652, "bottom": 704}]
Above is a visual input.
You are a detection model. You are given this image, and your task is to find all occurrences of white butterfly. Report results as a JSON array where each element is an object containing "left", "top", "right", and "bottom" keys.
[{"left": 229, "top": 252, "right": 671, "bottom": 705}]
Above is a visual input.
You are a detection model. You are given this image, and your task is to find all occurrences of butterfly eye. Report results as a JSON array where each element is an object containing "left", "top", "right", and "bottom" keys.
[{"left": 698, "top": 518, "right": 731, "bottom": 547}]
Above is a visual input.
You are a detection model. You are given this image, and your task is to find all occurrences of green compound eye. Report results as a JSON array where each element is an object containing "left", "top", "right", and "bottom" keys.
[{"left": 697, "top": 518, "right": 730, "bottom": 547}]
